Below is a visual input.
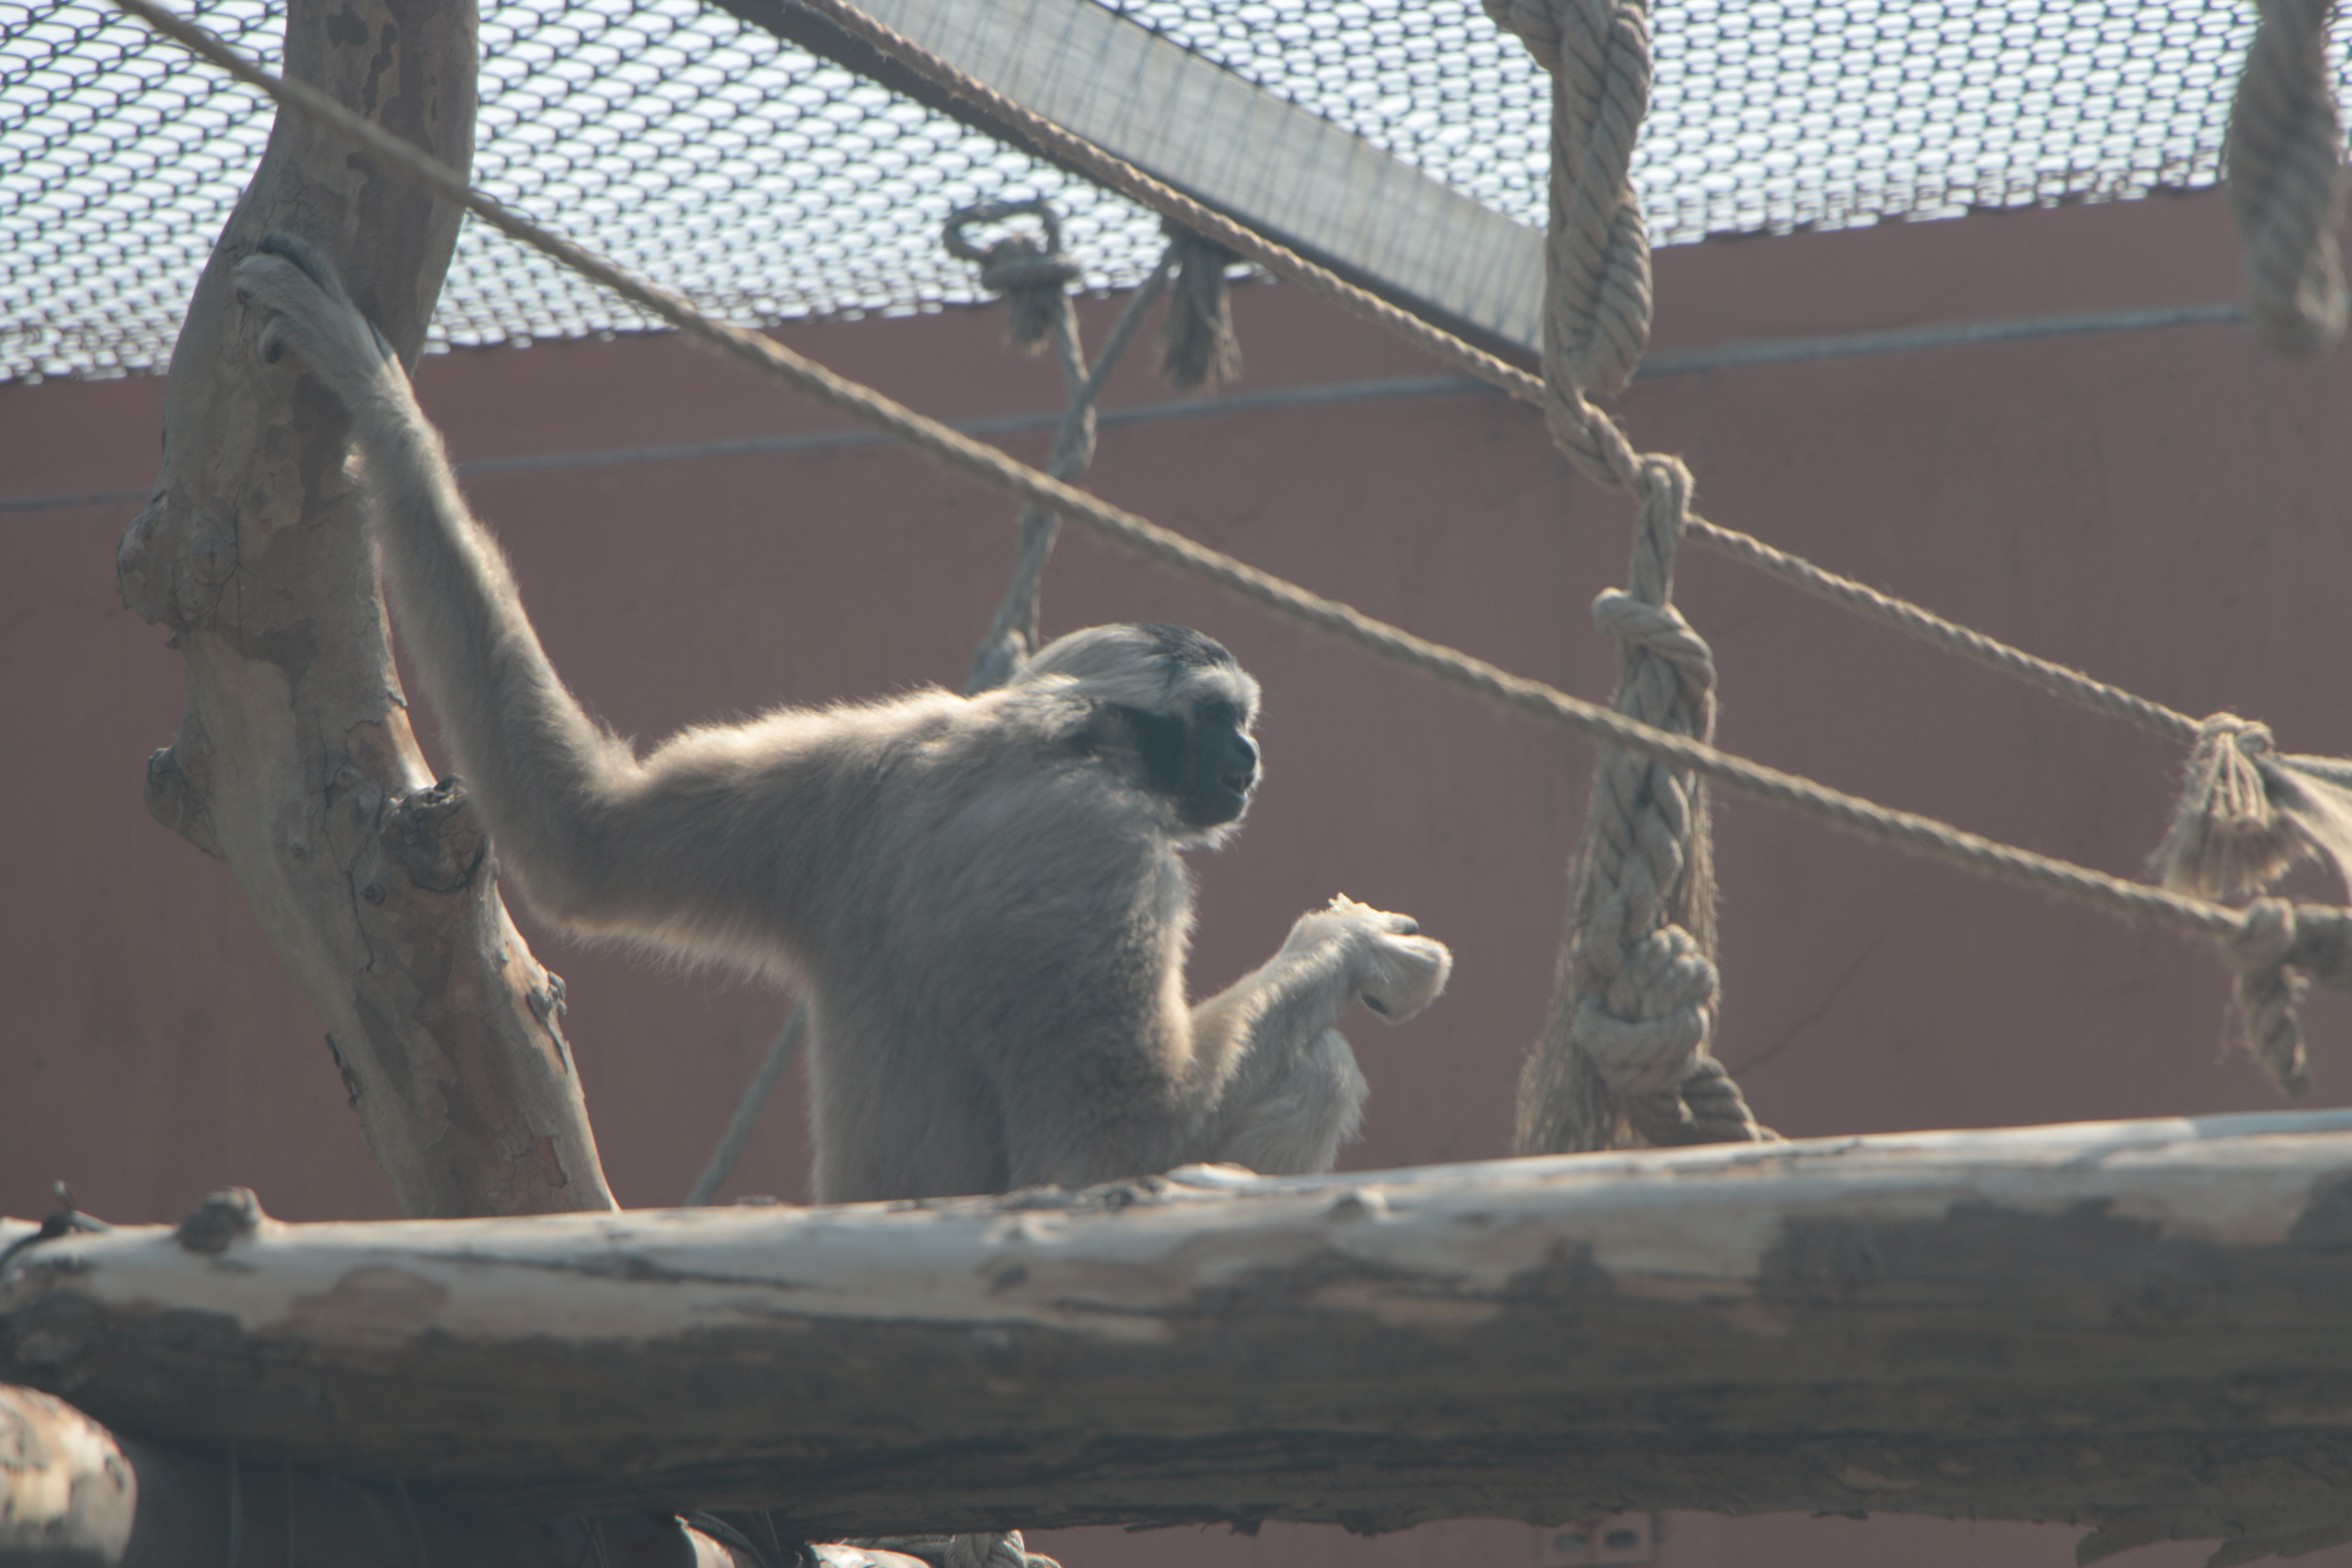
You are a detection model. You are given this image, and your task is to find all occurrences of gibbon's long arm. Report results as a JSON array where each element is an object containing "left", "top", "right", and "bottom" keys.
[{"left": 234, "top": 236, "right": 840, "bottom": 959}]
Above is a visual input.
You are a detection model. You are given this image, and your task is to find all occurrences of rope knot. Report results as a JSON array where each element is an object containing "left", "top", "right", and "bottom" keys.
[
  {"left": 1157, "top": 220, "right": 1242, "bottom": 390},
  {"left": 2147, "top": 711, "right": 2352, "bottom": 900},
  {"left": 1592, "top": 591, "right": 1715, "bottom": 693},
  {"left": 2225, "top": 897, "right": 2312, "bottom": 1097},
  {"left": 1570, "top": 923, "right": 1716, "bottom": 1096},
  {"left": 946, "top": 200, "right": 1081, "bottom": 352}
]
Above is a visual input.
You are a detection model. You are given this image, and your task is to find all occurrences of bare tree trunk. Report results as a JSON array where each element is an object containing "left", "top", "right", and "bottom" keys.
[
  {"left": 9, "top": 1115, "right": 2352, "bottom": 1560},
  {"left": 112, "top": 0, "right": 614, "bottom": 1220}
]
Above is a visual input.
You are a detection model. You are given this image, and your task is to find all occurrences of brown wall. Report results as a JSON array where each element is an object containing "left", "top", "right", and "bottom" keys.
[{"left": 5, "top": 188, "right": 2349, "bottom": 1567}]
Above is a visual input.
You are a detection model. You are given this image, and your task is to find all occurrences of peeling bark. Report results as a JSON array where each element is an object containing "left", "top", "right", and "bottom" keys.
[
  {"left": 8, "top": 1116, "right": 2352, "bottom": 1554},
  {"left": 112, "top": 0, "right": 612, "bottom": 1219}
]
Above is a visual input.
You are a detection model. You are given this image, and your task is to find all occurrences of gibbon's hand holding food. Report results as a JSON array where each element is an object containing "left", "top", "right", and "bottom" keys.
[{"left": 236, "top": 233, "right": 1450, "bottom": 1203}]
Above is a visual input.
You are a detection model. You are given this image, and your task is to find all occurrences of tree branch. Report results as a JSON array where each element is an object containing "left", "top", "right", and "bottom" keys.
[{"left": 110, "top": 0, "right": 613, "bottom": 1220}]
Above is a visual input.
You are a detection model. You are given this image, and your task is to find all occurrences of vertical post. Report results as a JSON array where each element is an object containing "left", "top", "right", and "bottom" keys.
[{"left": 114, "top": 0, "right": 616, "bottom": 1217}]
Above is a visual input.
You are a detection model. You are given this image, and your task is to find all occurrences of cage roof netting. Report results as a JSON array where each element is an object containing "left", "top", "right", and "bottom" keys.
[{"left": 0, "top": 0, "right": 2319, "bottom": 384}]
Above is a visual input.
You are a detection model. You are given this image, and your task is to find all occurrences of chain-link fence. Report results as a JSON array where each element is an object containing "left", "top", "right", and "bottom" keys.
[{"left": 3, "top": 0, "right": 2334, "bottom": 383}]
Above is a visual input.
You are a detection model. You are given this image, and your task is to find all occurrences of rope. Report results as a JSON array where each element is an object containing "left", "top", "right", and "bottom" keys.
[
  {"left": 1491, "top": 0, "right": 1767, "bottom": 1154},
  {"left": 2225, "top": 0, "right": 2349, "bottom": 356},
  {"left": 1485, "top": 0, "right": 1654, "bottom": 395},
  {"left": 683, "top": 1005, "right": 804, "bottom": 1207},
  {"left": 120, "top": 0, "right": 2346, "bottom": 1102},
  {"left": 960, "top": 210, "right": 1177, "bottom": 694},
  {"left": 1155, "top": 220, "right": 1242, "bottom": 392}
]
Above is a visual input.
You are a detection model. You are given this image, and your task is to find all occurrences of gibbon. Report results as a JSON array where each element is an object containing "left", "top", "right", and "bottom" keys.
[{"left": 233, "top": 234, "right": 1451, "bottom": 1203}]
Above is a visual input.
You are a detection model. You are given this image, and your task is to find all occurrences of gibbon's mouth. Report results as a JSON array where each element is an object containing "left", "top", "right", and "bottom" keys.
[{"left": 1191, "top": 776, "right": 1253, "bottom": 828}]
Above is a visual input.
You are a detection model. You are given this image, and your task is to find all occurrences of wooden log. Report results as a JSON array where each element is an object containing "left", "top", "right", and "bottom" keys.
[
  {"left": 0, "top": 1379, "right": 832, "bottom": 1567},
  {"left": 0, "top": 1385, "right": 132, "bottom": 1564},
  {"left": 111, "top": 0, "right": 614, "bottom": 1221},
  {"left": 8, "top": 1114, "right": 2352, "bottom": 1556}
]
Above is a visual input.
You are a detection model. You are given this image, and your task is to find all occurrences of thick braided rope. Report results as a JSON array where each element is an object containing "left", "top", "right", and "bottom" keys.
[
  {"left": 2226, "top": 0, "right": 2349, "bottom": 356},
  {"left": 1485, "top": 0, "right": 1653, "bottom": 395},
  {"left": 122, "top": 0, "right": 2346, "bottom": 1099},
  {"left": 1491, "top": 0, "right": 1767, "bottom": 1153},
  {"left": 1520, "top": 462, "right": 1767, "bottom": 1151}
]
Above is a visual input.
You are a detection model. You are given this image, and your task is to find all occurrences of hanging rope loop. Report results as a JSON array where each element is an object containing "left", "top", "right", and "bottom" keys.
[
  {"left": 945, "top": 198, "right": 1084, "bottom": 352},
  {"left": 2225, "top": 0, "right": 2349, "bottom": 355},
  {"left": 1484, "top": 0, "right": 1654, "bottom": 395},
  {"left": 1157, "top": 220, "right": 1243, "bottom": 390}
]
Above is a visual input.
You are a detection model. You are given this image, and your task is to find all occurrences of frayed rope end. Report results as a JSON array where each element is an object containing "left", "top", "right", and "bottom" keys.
[{"left": 2151, "top": 714, "right": 2352, "bottom": 900}]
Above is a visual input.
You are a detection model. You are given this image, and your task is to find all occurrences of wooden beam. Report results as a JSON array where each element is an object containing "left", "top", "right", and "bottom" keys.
[{"left": 8, "top": 1113, "right": 2352, "bottom": 1558}]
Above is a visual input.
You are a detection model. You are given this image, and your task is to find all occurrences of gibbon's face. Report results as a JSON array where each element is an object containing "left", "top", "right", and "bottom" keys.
[
  {"left": 1119, "top": 677, "right": 1270, "bottom": 832},
  {"left": 1023, "top": 623, "right": 1265, "bottom": 831},
  {"left": 1183, "top": 692, "right": 1261, "bottom": 828},
  {"left": 1118, "top": 683, "right": 1261, "bottom": 831}
]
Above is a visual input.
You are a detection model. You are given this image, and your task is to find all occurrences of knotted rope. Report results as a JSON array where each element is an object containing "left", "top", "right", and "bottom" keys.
[
  {"left": 2152, "top": 714, "right": 2352, "bottom": 900},
  {"left": 944, "top": 198, "right": 1085, "bottom": 354},
  {"left": 1485, "top": 0, "right": 1653, "bottom": 395},
  {"left": 2222, "top": 899, "right": 2352, "bottom": 1095},
  {"left": 1156, "top": 220, "right": 1243, "bottom": 391},
  {"left": 1490, "top": 0, "right": 1769, "bottom": 1153},
  {"left": 2225, "top": 0, "right": 2349, "bottom": 356}
]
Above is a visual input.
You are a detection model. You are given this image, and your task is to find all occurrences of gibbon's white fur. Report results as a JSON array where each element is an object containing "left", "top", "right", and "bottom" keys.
[{"left": 234, "top": 235, "right": 1451, "bottom": 1202}]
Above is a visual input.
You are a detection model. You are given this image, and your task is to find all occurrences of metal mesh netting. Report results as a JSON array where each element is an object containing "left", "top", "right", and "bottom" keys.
[
  {"left": 2, "top": 0, "right": 2338, "bottom": 383},
  {"left": 1112, "top": 0, "right": 2291, "bottom": 245},
  {"left": 3, "top": 0, "right": 1169, "bottom": 380}
]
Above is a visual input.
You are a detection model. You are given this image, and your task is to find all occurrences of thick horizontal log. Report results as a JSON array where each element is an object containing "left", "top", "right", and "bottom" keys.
[{"left": 7, "top": 1114, "right": 2352, "bottom": 1551}]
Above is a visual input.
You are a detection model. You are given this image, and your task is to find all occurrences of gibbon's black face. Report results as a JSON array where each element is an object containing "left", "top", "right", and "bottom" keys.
[{"left": 1123, "top": 694, "right": 1261, "bottom": 829}]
